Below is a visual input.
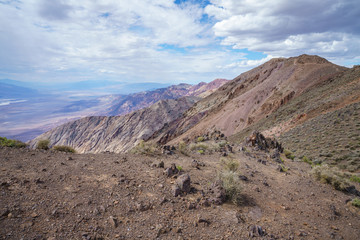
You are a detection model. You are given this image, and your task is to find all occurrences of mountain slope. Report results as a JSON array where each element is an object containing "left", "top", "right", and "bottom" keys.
[
  {"left": 0, "top": 82, "right": 40, "bottom": 99},
  {"left": 105, "top": 79, "right": 228, "bottom": 116},
  {"left": 229, "top": 65, "right": 360, "bottom": 171},
  {"left": 28, "top": 97, "right": 199, "bottom": 153},
  {"left": 151, "top": 55, "right": 346, "bottom": 144}
]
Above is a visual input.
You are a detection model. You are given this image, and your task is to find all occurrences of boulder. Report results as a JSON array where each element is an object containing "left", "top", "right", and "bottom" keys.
[{"left": 176, "top": 174, "right": 191, "bottom": 193}]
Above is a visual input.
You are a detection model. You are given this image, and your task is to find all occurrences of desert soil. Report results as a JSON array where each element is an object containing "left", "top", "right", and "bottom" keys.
[{"left": 1, "top": 147, "right": 359, "bottom": 240}]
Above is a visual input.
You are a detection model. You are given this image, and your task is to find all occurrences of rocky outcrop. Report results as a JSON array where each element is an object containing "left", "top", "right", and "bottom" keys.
[{"left": 28, "top": 97, "right": 198, "bottom": 153}]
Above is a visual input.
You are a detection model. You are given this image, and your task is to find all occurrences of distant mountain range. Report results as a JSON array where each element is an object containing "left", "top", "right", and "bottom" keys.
[{"left": 1, "top": 79, "right": 228, "bottom": 141}]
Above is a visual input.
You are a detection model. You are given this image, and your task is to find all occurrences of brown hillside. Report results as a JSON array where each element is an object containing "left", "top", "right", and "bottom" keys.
[{"left": 152, "top": 55, "right": 346, "bottom": 145}]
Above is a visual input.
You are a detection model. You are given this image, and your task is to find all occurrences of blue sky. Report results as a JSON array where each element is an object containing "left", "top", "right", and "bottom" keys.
[{"left": 0, "top": 0, "right": 359, "bottom": 85}]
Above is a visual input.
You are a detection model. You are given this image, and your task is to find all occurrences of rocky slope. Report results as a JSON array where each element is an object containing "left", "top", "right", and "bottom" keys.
[
  {"left": 105, "top": 79, "right": 228, "bottom": 116},
  {"left": 28, "top": 97, "right": 198, "bottom": 153},
  {"left": 151, "top": 55, "right": 347, "bottom": 145},
  {"left": 1, "top": 140, "right": 360, "bottom": 239}
]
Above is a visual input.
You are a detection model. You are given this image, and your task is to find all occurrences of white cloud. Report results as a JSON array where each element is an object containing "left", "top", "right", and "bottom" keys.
[
  {"left": 206, "top": 0, "right": 360, "bottom": 65},
  {"left": 0, "top": 0, "right": 233, "bottom": 83}
]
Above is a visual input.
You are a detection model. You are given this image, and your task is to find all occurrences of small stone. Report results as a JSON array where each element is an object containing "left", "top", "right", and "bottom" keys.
[
  {"left": 109, "top": 216, "right": 118, "bottom": 228},
  {"left": 331, "top": 226, "right": 339, "bottom": 231},
  {"left": 187, "top": 202, "right": 196, "bottom": 210},
  {"left": 31, "top": 212, "right": 38, "bottom": 218},
  {"left": 67, "top": 156, "right": 73, "bottom": 161},
  {"left": 172, "top": 185, "right": 181, "bottom": 197},
  {"left": 249, "top": 225, "right": 265, "bottom": 237},
  {"left": 239, "top": 175, "right": 248, "bottom": 181},
  {"left": 198, "top": 217, "right": 210, "bottom": 226}
]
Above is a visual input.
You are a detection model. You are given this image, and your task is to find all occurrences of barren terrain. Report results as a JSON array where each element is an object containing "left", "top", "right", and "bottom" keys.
[{"left": 1, "top": 145, "right": 359, "bottom": 239}]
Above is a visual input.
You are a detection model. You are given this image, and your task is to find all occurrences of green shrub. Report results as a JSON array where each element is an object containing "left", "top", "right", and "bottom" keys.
[
  {"left": 219, "top": 170, "right": 242, "bottom": 205},
  {"left": 36, "top": 139, "right": 50, "bottom": 150},
  {"left": 220, "top": 157, "right": 239, "bottom": 172},
  {"left": 178, "top": 141, "right": 189, "bottom": 156},
  {"left": 312, "top": 164, "right": 350, "bottom": 191},
  {"left": 176, "top": 166, "right": 183, "bottom": 171},
  {"left": 350, "top": 175, "right": 360, "bottom": 183},
  {"left": 53, "top": 145, "right": 76, "bottom": 153},
  {"left": 190, "top": 143, "right": 208, "bottom": 151},
  {"left": 131, "top": 140, "right": 159, "bottom": 156},
  {"left": 0, "top": 137, "right": 26, "bottom": 148},
  {"left": 280, "top": 164, "right": 288, "bottom": 172},
  {"left": 351, "top": 198, "right": 360, "bottom": 208},
  {"left": 302, "top": 156, "right": 313, "bottom": 165},
  {"left": 197, "top": 149, "right": 205, "bottom": 154},
  {"left": 197, "top": 136, "right": 205, "bottom": 142},
  {"left": 284, "top": 149, "right": 295, "bottom": 160}
]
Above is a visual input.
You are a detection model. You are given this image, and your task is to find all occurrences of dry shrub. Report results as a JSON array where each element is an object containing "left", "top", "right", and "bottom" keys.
[
  {"left": 36, "top": 139, "right": 50, "bottom": 150},
  {"left": 53, "top": 145, "right": 76, "bottom": 153}
]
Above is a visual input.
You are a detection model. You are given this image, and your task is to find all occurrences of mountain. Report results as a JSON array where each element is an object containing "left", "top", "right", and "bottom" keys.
[
  {"left": 151, "top": 55, "right": 347, "bottom": 144},
  {"left": 105, "top": 79, "right": 228, "bottom": 116},
  {"left": 1, "top": 79, "right": 228, "bottom": 142},
  {"left": 28, "top": 97, "right": 199, "bottom": 153},
  {"left": 0, "top": 82, "right": 40, "bottom": 99}
]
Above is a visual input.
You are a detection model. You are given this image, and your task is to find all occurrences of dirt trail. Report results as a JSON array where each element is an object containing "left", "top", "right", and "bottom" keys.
[{"left": 0, "top": 147, "right": 359, "bottom": 239}]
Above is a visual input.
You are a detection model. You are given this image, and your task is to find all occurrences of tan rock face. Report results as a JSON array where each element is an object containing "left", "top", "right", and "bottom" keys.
[
  {"left": 28, "top": 97, "right": 198, "bottom": 153},
  {"left": 152, "top": 54, "right": 346, "bottom": 145}
]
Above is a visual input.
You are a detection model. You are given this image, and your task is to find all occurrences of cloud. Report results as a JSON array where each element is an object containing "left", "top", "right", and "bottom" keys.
[
  {"left": 0, "top": 0, "right": 233, "bottom": 83},
  {"left": 206, "top": 0, "right": 360, "bottom": 64},
  {"left": 38, "top": 0, "right": 73, "bottom": 21},
  {"left": 1, "top": 0, "right": 359, "bottom": 86}
]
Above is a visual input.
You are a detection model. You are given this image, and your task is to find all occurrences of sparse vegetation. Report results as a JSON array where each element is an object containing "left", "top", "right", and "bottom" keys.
[
  {"left": 219, "top": 170, "right": 242, "bottom": 205},
  {"left": 218, "top": 156, "right": 242, "bottom": 205},
  {"left": 312, "top": 164, "right": 350, "bottom": 191},
  {"left": 178, "top": 141, "right": 189, "bottom": 156},
  {"left": 0, "top": 137, "right": 26, "bottom": 148},
  {"left": 280, "top": 164, "right": 288, "bottom": 172},
  {"left": 302, "top": 156, "right": 313, "bottom": 165},
  {"left": 350, "top": 175, "right": 360, "bottom": 184},
  {"left": 351, "top": 198, "right": 360, "bottom": 208},
  {"left": 284, "top": 149, "right": 295, "bottom": 160},
  {"left": 197, "top": 136, "right": 205, "bottom": 142},
  {"left": 220, "top": 157, "right": 239, "bottom": 172},
  {"left": 53, "top": 145, "right": 76, "bottom": 153},
  {"left": 131, "top": 140, "right": 159, "bottom": 156},
  {"left": 36, "top": 139, "right": 50, "bottom": 150},
  {"left": 176, "top": 166, "right": 183, "bottom": 172}
]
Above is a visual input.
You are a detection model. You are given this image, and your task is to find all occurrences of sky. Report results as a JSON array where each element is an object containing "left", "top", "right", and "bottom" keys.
[{"left": 0, "top": 0, "right": 359, "bottom": 85}]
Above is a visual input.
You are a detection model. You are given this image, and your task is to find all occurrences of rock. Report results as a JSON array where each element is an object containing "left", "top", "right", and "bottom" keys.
[
  {"left": 162, "top": 145, "right": 174, "bottom": 155},
  {"left": 109, "top": 216, "right": 118, "bottom": 228},
  {"left": 249, "top": 225, "right": 265, "bottom": 237},
  {"left": 208, "top": 180, "right": 226, "bottom": 205},
  {"left": 164, "top": 163, "right": 179, "bottom": 177},
  {"left": 187, "top": 202, "right": 197, "bottom": 210},
  {"left": 1, "top": 209, "right": 10, "bottom": 217},
  {"left": 239, "top": 175, "right": 248, "bottom": 181},
  {"left": 67, "top": 156, "right": 73, "bottom": 161},
  {"left": 160, "top": 197, "right": 167, "bottom": 205},
  {"left": 246, "top": 131, "right": 283, "bottom": 153},
  {"left": 172, "top": 185, "right": 181, "bottom": 197},
  {"left": 197, "top": 217, "right": 210, "bottom": 226},
  {"left": 176, "top": 174, "right": 191, "bottom": 193},
  {"left": 151, "top": 161, "right": 164, "bottom": 168}
]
